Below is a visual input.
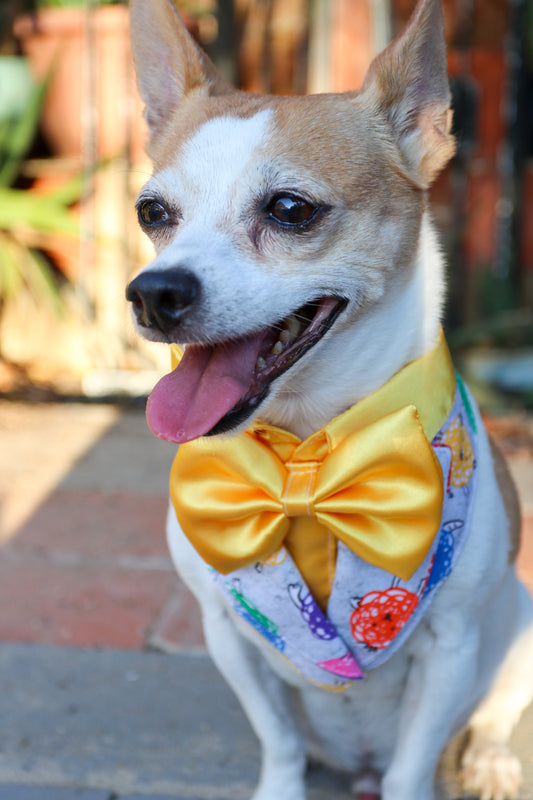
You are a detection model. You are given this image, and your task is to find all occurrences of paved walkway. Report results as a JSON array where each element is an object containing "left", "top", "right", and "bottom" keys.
[{"left": 0, "top": 400, "right": 532, "bottom": 799}]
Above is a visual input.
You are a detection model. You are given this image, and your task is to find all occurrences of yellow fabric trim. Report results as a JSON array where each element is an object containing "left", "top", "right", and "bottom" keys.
[{"left": 170, "top": 343, "right": 184, "bottom": 370}]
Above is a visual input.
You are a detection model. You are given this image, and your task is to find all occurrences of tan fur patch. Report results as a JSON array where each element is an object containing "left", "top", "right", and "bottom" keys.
[
  {"left": 266, "top": 94, "right": 423, "bottom": 277},
  {"left": 146, "top": 92, "right": 269, "bottom": 169}
]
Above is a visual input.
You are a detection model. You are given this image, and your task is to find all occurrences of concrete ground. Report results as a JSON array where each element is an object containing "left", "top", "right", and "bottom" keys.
[{"left": 0, "top": 399, "right": 532, "bottom": 800}]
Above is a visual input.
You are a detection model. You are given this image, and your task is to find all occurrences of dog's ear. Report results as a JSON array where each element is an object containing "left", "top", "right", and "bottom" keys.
[
  {"left": 129, "top": 0, "right": 234, "bottom": 136},
  {"left": 361, "top": 0, "right": 455, "bottom": 187}
]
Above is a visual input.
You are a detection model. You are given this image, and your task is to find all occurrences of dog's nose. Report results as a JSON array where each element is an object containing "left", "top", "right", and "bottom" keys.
[{"left": 126, "top": 268, "right": 200, "bottom": 333}]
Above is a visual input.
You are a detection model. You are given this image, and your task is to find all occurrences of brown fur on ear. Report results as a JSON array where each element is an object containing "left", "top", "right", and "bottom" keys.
[
  {"left": 129, "top": 0, "right": 234, "bottom": 138},
  {"left": 362, "top": 0, "right": 455, "bottom": 188}
]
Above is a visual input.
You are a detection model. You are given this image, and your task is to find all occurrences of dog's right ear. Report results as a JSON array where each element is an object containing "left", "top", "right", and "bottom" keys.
[
  {"left": 129, "top": 0, "right": 234, "bottom": 136},
  {"left": 361, "top": 0, "right": 455, "bottom": 188}
]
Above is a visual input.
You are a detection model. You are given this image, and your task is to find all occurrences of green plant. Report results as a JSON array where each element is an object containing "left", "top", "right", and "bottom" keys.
[{"left": 0, "top": 71, "right": 82, "bottom": 325}]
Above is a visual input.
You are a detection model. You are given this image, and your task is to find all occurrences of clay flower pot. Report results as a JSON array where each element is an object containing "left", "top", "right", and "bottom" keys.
[{"left": 14, "top": 5, "right": 140, "bottom": 159}]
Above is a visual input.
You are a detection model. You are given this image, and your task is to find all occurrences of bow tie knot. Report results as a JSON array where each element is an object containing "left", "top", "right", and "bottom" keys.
[{"left": 282, "top": 461, "right": 320, "bottom": 518}]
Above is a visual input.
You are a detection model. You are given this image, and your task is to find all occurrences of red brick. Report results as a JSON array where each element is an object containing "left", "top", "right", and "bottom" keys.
[
  {"left": 0, "top": 555, "right": 178, "bottom": 648},
  {"left": 6, "top": 489, "right": 170, "bottom": 560},
  {"left": 0, "top": 486, "right": 209, "bottom": 650},
  {"left": 147, "top": 585, "right": 205, "bottom": 651}
]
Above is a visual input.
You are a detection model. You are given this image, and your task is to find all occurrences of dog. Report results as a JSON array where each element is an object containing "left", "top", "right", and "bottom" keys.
[{"left": 126, "top": 0, "right": 533, "bottom": 797}]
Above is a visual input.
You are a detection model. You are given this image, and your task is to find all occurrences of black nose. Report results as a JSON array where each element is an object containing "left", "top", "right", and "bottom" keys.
[{"left": 126, "top": 268, "right": 200, "bottom": 333}]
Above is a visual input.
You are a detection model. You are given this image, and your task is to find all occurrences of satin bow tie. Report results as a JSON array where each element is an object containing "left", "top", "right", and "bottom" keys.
[{"left": 169, "top": 332, "right": 456, "bottom": 610}]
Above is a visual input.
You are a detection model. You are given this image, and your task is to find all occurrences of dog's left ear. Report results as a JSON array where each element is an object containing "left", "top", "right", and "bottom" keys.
[
  {"left": 361, "top": 0, "right": 455, "bottom": 188},
  {"left": 130, "top": 0, "right": 234, "bottom": 138}
]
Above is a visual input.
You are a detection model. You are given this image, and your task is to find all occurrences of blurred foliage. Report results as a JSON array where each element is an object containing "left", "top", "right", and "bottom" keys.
[
  {"left": 34, "top": 0, "right": 121, "bottom": 7},
  {"left": 449, "top": 308, "right": 533, "bottom": 350},
  {"left": 0, "top": 71, "right": 82, "bottom": 323}
]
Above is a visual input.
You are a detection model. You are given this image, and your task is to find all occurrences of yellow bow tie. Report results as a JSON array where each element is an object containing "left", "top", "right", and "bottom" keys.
[{"left": 169, "top": 332, "right": 456, "bottom": 611}]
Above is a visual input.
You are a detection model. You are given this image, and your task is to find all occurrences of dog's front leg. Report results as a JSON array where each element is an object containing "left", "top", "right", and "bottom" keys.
[
  {"left": 166, "top": 508, "right": 307, "bottom": 800},
  {"left": 203, "top": 605, "right": 307, "bottom": 800},
  {"left": 380, "top": 624, "right": 480, "bottom": 800}
]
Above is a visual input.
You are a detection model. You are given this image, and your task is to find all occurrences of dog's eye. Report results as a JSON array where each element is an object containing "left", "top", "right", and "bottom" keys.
[
  {"left": 138, "top": 200, "right": 170, "bottom": 227},
  {"left": 268, "top": 195, "right": 316, "bottom": 226}
]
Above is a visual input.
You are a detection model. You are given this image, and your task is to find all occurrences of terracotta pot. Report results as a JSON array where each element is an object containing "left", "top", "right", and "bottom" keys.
[{"left": 14, "top": 6, "right": 144, "bottom": 159}]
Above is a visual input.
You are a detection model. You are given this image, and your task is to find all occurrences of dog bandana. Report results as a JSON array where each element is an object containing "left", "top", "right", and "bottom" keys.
[{"left": 169, "top": 332, "right": 479, "bottom": 689}]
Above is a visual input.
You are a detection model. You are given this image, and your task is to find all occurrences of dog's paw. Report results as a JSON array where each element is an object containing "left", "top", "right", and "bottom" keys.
[
  {"left": 351, "top": 772, "right": 381, "bottom": 800},
  {"left": 459, "top": 741, "right": 522, "bottom": 800}
]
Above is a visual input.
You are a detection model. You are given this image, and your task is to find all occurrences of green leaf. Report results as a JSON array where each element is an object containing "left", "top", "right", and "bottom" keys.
[
  {"left": 0, "top": 232, "right": 65, "bottom": 316},
  {"left": 23, "top": 247, "right": 65, "bottom": 315},
  {"left": 43, "top": 170, "right": 90, "bottom": 206},
  {"left": 0, "top": 119, "right": 13, "bottom": 155},
  {"left": 0, "top": 234, "right": 24, "bottom": 299},
  {"left": 0, "top": 187, "right": 79, "bottom": 237},
  {"left": 0, "top": 77, "right": 50, "bottom": 188}
]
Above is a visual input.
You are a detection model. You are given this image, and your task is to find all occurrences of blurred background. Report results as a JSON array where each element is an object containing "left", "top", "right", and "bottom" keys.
[{"left": 0, "top": 0, "right": 532, "bottom": 415}]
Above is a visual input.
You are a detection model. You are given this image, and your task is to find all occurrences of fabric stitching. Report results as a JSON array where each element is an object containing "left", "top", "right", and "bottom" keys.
[{"left": 282, "top": 465, "right": 294, "bottom": 518}]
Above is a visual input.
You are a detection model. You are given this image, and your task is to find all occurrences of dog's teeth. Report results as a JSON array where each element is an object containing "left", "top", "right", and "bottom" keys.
[
  {"left": 279, "top": 316, "right": 302, "bottom": 344},
  {"left": 255, "top": 356, "right": 266, "bottom": 370},
  {"left": 271, "top": 316, "right": 301, "bottom": 355}
]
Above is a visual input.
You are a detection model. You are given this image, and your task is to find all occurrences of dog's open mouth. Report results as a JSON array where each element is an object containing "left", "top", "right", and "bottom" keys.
[{"left": 146, "top": 296, "right": 347, "bottom": 443}]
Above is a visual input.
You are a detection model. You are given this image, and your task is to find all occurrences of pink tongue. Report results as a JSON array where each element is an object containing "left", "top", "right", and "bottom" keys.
[{"left": 146, "top": 331, "right": 265, "bottom": 443}]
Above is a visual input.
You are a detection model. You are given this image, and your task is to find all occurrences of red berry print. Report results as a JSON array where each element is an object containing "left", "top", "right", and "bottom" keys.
[{"left": 350, "top": 588, "right": 419, "bottom": 650}]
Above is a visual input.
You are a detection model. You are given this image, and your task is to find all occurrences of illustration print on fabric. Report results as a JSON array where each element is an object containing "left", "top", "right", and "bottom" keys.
[
  {"left": 349, "top": 586, "right": 420, "bottom": 650},
  {"left": 226, "top": 578, "right": 285, "bottom": 653},
  {"left": 288, "top": 583, "right": 338, "bottom": 640},
  {"left": 434, "top": 412, "right": 476, "bottom": 492},
  {"left": 423, "top": 519, "right": 463, "bottom": 595}
]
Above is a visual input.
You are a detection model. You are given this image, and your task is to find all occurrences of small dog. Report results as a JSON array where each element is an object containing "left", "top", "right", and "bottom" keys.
[{"left": 126, "top": 0, "right": 533, "bottom": 797}]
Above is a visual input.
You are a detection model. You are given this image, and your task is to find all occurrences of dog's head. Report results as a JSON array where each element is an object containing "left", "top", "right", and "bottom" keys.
[{"left": 126, "top": 0, "right": 455, "bottom": 443}]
